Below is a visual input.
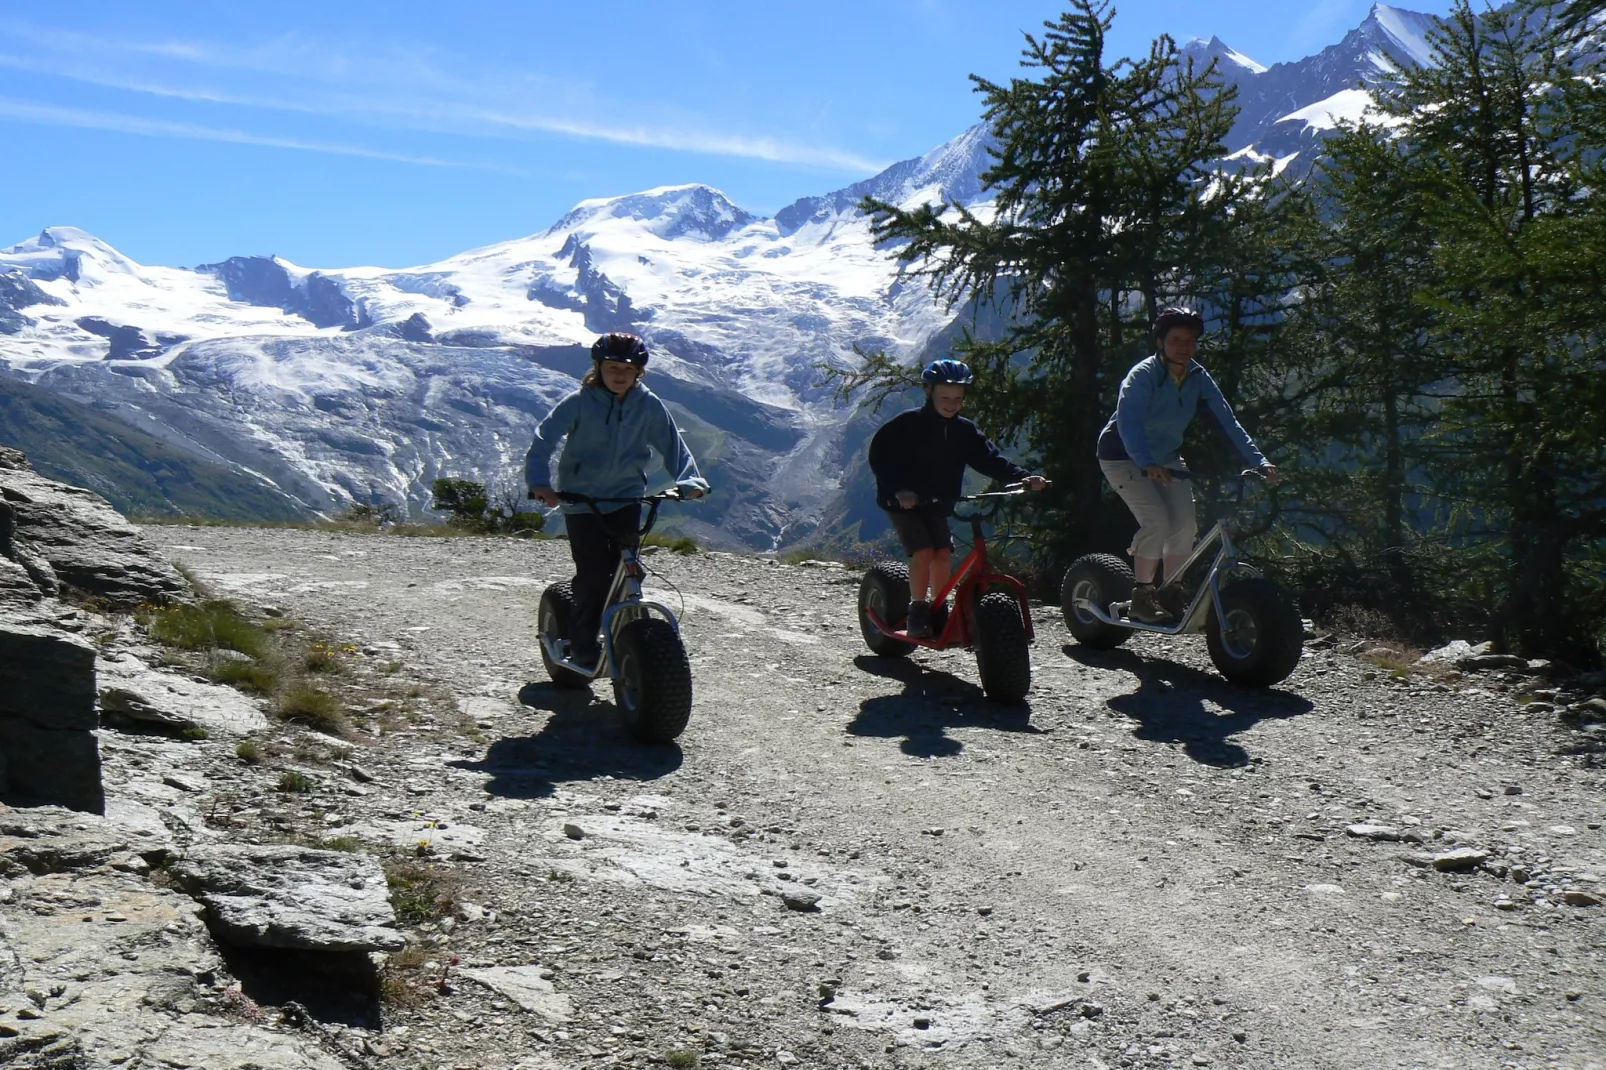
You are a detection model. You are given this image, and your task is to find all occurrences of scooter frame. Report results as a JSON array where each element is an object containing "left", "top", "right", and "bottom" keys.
[
  {"left": 539, "top": 491, "right": 686, "bottom": 681},
  {"left": 1072, "top": 470, "right": 1267, "bottom": 637}
]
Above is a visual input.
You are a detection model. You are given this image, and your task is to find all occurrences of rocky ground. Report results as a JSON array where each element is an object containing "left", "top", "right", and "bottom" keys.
[{"left": 9, "top": 523, "right": 1606, "bottom": 1070}]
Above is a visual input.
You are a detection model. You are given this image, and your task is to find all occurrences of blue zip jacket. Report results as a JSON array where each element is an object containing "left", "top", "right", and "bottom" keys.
[
  {"left": 1096, "top": 355, "right": 1265, "bottom": 470},
  {"left": 524, "top": 382, "right": 709, "bottom": 515}
]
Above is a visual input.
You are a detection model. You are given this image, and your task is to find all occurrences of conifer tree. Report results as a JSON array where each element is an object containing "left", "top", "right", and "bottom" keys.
[{"left": 851, "top": 0, "right": 1246, "bottom": 561}]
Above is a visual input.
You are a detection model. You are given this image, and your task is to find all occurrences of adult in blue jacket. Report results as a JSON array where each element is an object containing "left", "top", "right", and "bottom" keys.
[
  {"left": 525, "top": 333, "right": 709, "bottom": 669},
  {"left": 1095, "top": 307, "right": 1278, "bottom": 623}
]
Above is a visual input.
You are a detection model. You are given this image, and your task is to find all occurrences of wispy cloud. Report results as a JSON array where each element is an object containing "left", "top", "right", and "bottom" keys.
[
  {"left": 0, "top": 20, "right": 888, "bottom": 174},
  {"left": 0, "top": 96, "right": 509, "bottom": 170}
]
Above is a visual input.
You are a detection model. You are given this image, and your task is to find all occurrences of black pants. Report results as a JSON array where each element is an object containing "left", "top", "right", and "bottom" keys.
[{"left": 566, "top": 504, "right": 641, "bottom": 654}]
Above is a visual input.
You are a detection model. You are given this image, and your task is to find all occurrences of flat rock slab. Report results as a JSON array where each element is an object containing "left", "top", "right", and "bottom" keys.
[
  {"left": 168, "top": 844, "right": 404, "bottom": 952},
  {"left": 461, "top": 966, "right": 574, "bottom": 1022},
  {"left": 98, "top": 653, "right": 268, "bottom": 737},
  {"left": 0, "top": 806, "right": 343, "bottom": 1070},
  {"left": 1346, "top": 824, "right": 1402, "bottom": 841}
]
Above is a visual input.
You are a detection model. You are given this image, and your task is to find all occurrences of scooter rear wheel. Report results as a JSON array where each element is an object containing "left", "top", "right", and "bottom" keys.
[
  {"left": 538, "top": 582, "right": 592, "bottom": 689},
  {"left": 1061, "top": 554, "right": 1135, "bottom": 649}
]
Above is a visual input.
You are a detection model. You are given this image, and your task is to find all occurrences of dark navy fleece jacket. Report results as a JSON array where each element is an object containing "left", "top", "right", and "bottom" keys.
[{"left": 868, "top": 402, "right": 1029, "bottom": 510}]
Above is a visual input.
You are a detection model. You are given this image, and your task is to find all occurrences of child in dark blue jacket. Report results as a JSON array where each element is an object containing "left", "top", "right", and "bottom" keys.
[
  {"left": 525, "top": 333, "right": 709, "bottom": 669},
  {"left": 868, "top": 360, "right": 1046, "bottom": 637}
]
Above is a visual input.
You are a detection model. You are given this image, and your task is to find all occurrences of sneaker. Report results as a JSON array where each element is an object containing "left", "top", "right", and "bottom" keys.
[
  {"left": 905, "top": 599, "right": 933, "bottom": 638},
  {"left": 1156, "top": 582, "right": 1190, "bottom": 619},
  {"left": 1129, "top": 584, "right": 1174, "bottom": 624},
  {"left": 569, "top": 642, "right": 602, "bottom": 672}
]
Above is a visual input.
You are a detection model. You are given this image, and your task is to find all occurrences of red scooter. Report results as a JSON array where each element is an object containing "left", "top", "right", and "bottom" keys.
[{"left": 856, "top": 484, "right": 1038, "bottom": 702}]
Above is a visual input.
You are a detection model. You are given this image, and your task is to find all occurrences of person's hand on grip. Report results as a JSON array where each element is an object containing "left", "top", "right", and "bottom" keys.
[
  {"left": 1142, "top": 465, "right": 1173, "bottom": 485},
  {"left": 895, "top": 490, "right": 920, "bottom": 509},
  {"left": 528, "top": 485, "right": 560, "bottom": 507}
]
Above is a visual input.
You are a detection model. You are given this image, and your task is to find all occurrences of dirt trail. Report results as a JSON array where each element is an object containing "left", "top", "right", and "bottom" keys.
[{"left": 155, "top": 526, "right": 1605, "bottom": 1070}]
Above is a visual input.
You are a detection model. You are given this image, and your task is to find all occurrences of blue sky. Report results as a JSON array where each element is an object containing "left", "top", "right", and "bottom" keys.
[{"left": 0, "top": 0, "right": 1461, "bottom": 269}]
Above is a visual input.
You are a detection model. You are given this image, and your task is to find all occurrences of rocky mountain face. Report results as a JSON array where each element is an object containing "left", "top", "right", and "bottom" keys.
[{"left": 0, "top": 7, "right": 1449, "bottom": 549}]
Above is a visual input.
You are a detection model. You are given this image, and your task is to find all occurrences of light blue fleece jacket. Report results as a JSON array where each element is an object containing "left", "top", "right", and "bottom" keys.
[
  {"left": 523, "top": 382, "right": 709, "bottom": 515},
  {"left": 1095, "top": 355, "right": 1266, "bottom": 470}
]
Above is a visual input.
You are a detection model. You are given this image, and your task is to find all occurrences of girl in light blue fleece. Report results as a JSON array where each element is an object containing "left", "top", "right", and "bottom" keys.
[
  {"left": 524, "top": 333, "right": 708, "bottom": 669},
  {"left": 1095, "top": 307, "right": 1278, "bottom": 623}
]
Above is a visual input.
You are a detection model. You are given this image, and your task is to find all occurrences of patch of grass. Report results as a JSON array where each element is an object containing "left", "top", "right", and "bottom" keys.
[
  {"left": 146, "top": 599, "right": 267, "bottom": 656},
  {"left": 277, "top": 769, "right": 315, "bottom": 794},
  {"left": 546, "top": 868, "right": 575, "bottom": 883},
  {"left": 180, "top": 726, "right": 210, "bottom": 741},
  {"left": 667, "top": 1051, "right": 701, "bottom": 1069},
  {"left": 171, "top": 560, "right": 206, "bottom": 597},
  {"left": 384, "top": 858, "right": 461, "bottom": 925},
  {"left": 1357, "top": 642, "right": 1424, "bottom": 674},
  {"left": 642, "top": 532, "right": 699, "bottom": 555},
  {"left": 210, "top": 654, "right": 282, "bottom": 694},
  {"left": 318, "top": 835, "right": 366, "bottom": 853},
  {"left": 379, "top": 944, "right": 430, "bottom": 1008},
  {"left": 276, "top": 684, "right": 349, "bottom": 735},
  {"left": 235, "top": 739, "right": 265, "bottom": 764},
  {"left": 303, "top": 643, "right": 345, "bottom": 674}
]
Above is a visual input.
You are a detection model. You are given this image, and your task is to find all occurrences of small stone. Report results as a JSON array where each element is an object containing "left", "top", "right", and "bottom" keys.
[
  {"left": 1562, "top": 889, "right": 1602, "bottom": 907},
  {"left": 977, "top": 906, "right": 994, "bottom": 916},
  {"left": 1503, "top": 785, "right": 1523, "bottom": 796},
  {"left": 348, "top": 765, "right": 376, "bottom": 783},
  {"left": 1079, "top": 1002, "right": 1104, "bottom": 1018},
  {"left": 1346, "top": 824, "right": 1401, "bottom": 841},
  {"left": 161, "top": 773, "right": 204, "bottom": 794},
  {"left": 1433, "top": 848, "right": 1490, "bottom": 872},
  {"left": 562, "top": 824, "right": 585, "bottom": 840},
  {"left": 1232, "top": 1031, "right": 1248, "bottom": 1043},
  {"left": 781, "top": 891, "right": 822, "bottom": 913},
  {"left": 912, "top": 1016, "right": 932, "bottom": 1029},
  {"left": 1509, "top": 866, "right": 1531, "bottom": 883}
]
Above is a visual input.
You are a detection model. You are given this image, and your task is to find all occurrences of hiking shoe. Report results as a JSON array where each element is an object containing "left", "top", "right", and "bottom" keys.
[
  {"left": 906, "top": 599, "right": 933, "bottom": 638},
  {"left": 1156, "top": 582, "right": 1190, "bottom": 619},
  {"left": 930, "top": 600, "right": 950, "bottom": 637},
  {"left": 1129, "top": 584, "right": 1174, "bottom": 624}
]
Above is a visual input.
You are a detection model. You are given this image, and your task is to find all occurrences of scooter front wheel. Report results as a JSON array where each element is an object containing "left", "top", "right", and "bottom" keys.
[
  {"left": 1205, "top": 577, "right": 1303, "bottom": 686},
  {"left": 613, "top": 617, "right": 693, "bottom": 742},
  {"left": 973, "top": 590, "right": 1031, "bottom": 702},
  {"left": 858, "top": 562, "right": 916, "bottom": 658}
]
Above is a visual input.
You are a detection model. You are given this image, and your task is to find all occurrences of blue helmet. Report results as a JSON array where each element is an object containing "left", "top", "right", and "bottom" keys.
[{"left": 921, "top": 359, "right": 974, "bottom": 386}]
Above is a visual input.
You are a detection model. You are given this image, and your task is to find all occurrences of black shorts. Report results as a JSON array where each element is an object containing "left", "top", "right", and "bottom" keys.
[{"left": 886, "top": 506, "right": 953, "bottom": 554}]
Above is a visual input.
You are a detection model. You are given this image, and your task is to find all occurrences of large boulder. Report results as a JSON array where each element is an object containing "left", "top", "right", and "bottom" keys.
[
  {"left": 0, "top": 446, "right": 187, "bottom": 608},
  {"left": 0, "top": 623, "right": 102, "bottom": 814}
]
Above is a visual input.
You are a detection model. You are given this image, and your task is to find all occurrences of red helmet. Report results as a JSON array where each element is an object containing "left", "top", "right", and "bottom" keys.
[
  {"left": 591, "top": 332, "right": 649, "bottom": 366},
  {"left": 1153, "top": 307, "right": 1204, "bottom": 340}
]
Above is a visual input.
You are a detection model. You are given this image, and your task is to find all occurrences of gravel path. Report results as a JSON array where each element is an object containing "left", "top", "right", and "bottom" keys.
[{"left": 148, "top": 526, "right": 1606, "bottom": 1070}]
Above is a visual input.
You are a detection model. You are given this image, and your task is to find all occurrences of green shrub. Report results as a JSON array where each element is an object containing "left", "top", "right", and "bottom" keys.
[
  {"left": 278, "top": 770, "right": 314, "bottom": 793},
  {"left": 667, "top": 1051, "right": 700, "bottom": 1069},
  {"left": 236, "top": 739, "right": 265, "bottom": 764}
]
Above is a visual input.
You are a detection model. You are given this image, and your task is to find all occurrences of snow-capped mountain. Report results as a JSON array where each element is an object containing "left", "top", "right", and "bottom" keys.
[
  {"left": 0, "top": 6, "right": 1451, "bottom": 547},
  {"left": 1183, "top": 2, "right": 1441, "bottom": 173}
]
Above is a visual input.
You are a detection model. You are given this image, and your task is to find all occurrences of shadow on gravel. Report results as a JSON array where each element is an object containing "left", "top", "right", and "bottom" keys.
[
  {"left": 445, "top": 681, "right": 682, "bottom": 798},
  {"left": 1062, "top": 645, "right": 1314, "bottom": 767},
  {"left": 848, "top": 655, "right": 1039, "bottom": 758}
]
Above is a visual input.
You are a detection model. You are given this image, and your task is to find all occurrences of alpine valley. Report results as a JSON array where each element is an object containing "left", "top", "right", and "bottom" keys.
[{"left": 0, "top": 5, "right": 1443, "bottom": 549}]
